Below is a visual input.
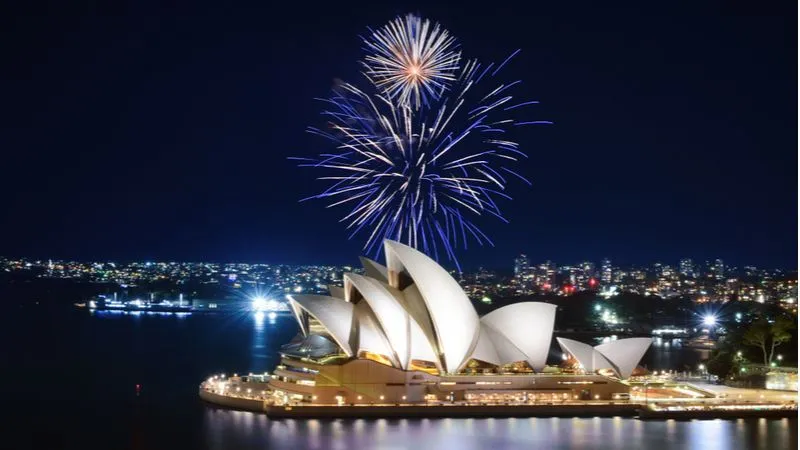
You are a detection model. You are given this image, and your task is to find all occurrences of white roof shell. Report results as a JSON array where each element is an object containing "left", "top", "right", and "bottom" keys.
[
  {"left": 556, "top": 337, "right": 652, "bottom": 379},
  {"left": 595, "top": 338, "right": 653, "bottom": 379},
  {"left": 556, "top": 337, "right": 615, "bottom": 373},
  {"left": 288, "top": 294, "right": 355, "bottom": 356},
  {"left": 481, "top": 302, "right": 557, "bottom": 371},
  {"left": 343, "top": 273, "right": 437, "bottom": 369},
  {"left": 353, "top": 301, "right": 398, "bottom": 366},
  {"left": 384, "top": 240, "right": 479, "bottom": 373},
  {"left": 327, "top": 285, "right": 345, "bottom": 299},
  {"left": 359, "top": 256, "right": 389, "bottom": 283},
  {"left": 469, "top": 323, "right": 503, "bottom": 366}
]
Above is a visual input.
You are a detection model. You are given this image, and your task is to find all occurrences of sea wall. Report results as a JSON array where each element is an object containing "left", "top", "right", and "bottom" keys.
[
  {"left": 199, "top": 389, "right": 266, "bottom": 412},
  {"left": 199, "top": 387, "right": 796, "bottom": 420},
  {"left": 262, "top": 403, "right": 640, "bottom": 418}
]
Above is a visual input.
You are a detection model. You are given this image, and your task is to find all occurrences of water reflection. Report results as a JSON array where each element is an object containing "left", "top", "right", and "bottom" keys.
[
  {"left": 201, "top": 410, "right": 797, "bottom": 450},
  {"left": 250, "top": 312, "right": 270, "bottom": 373}
]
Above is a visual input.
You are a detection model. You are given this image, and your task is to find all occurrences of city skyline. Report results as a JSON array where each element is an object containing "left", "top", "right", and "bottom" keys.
[{"left": 2, "top": 252, "right": 797, "bottom": 273}]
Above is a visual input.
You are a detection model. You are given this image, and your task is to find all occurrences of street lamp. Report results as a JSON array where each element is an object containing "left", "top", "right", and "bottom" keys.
[
  {"left": 777, "top": 354, "right": 784, "bottom": 361},
  {"left": 702, "top": 315, "right": 717, "bottom": 327}
]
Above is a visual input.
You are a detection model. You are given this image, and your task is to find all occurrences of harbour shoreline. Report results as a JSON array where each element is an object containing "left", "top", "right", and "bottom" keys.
[{"left": 198, "top": 386, "right": 797, "bottom": 420}]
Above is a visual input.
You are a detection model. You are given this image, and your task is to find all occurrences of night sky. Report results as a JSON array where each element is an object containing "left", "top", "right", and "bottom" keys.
[{"left": 2, "top": 2, "right": 796, "bottom": 269}]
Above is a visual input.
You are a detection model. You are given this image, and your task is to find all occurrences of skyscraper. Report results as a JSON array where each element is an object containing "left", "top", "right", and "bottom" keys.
[
  {"left": 713, "top": 259, "right": 725, "bottom": 280},
  {"left": 601, "top": 258, "right": 612, "bottom": 284},
  {"left": 514, "top": 254, "right": 529, "bottom": 278},
  {"left": 679, "top": 258, "right": 694, "bottom": 278},
  {"left": 582, "top": 262, "right": 596, "bottom": 279},
  {"left": 528, "top": 261, "right": 554, "bottom": 290}
]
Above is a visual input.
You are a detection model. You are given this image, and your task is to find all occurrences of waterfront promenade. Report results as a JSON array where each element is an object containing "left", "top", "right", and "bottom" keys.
[{"left": 198, "top": 375, "right": 798, "bottom": 420}]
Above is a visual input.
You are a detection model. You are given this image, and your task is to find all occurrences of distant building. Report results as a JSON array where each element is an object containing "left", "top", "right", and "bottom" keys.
[
  {"left": 601, "top": 258, "right": 612, "bottom": 284},
  {"left": 679, "top": 258, "right": 694, "bottom": 278},
  {"left": 533, "top": 261, "right": 555, "bottom": 290},
  {"left": 713, "top": 259, "right": 725, "bottom": 280},
  {"left": 514, "top": 254, "right": 529, "bottom": 278}
]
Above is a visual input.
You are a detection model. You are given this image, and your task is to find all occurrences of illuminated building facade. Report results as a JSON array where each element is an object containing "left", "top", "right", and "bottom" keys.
[{"left": 267, "top": 240, "right": 651, "bottom": 405}]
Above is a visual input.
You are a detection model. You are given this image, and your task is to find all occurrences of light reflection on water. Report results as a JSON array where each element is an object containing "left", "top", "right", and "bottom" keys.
[
  {"left": 47, "top": 310, "right": 794, "bottom": 449},
  {"left": 202, "top": 409, "right": 796, "bottom": 450},
  {"left": 250, "top": 311, "right": 269, "bottom": 373}
]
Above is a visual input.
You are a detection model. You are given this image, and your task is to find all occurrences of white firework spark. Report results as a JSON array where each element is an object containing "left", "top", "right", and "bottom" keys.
[{"left": 362, "top": 14, "right": 461, "bottom": 109}]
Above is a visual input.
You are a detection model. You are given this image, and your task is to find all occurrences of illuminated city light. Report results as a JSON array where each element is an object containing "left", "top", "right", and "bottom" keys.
[{"left": 702, "top": 314, "right": 717, "bottom": 326}]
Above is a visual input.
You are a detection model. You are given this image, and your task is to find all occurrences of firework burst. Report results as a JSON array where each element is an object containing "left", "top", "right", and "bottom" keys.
[
  {"left": 362, "top": 14, "right": 461, "bottom": 109},
  {"left": 295, "top": 44, "right": 550, "bottom": 269}
]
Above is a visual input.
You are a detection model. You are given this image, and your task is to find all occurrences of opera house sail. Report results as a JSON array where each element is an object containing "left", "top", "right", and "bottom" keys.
[{"left": 268, "top": 240, "right": 652, "bottom": 405}]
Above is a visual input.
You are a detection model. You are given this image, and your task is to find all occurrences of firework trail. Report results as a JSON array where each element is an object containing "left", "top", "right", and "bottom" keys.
[
  {"left": 361, "top": 14, "right": 461, "bottom": 110},
  {"left": 294, "top": 21, "right": 550, "bottom": 269}
]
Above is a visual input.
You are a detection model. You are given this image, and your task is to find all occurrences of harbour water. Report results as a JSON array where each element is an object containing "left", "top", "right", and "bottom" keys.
[{"left": 5, "top": 307, "right": 796, "bottom": 449}]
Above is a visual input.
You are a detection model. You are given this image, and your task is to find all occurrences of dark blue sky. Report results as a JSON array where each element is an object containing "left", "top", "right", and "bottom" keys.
[{"left": 1, "top": 2, "right": 796, "bottom": 269}]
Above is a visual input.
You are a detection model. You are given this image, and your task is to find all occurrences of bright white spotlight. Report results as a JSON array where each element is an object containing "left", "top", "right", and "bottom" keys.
[
  {"left": 702, "top": 314, "right": 717, "bottom": 326},
  {"left": 252, "top": 296, "right": 267, "bottom": 312}
]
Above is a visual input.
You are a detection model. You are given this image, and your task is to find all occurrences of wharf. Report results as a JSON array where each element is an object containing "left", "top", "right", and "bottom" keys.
[{"left": 199, "top": 387, "right": 796, "bottom": 420}]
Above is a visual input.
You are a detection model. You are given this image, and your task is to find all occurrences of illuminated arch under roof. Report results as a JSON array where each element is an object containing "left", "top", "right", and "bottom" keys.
[
  {"left": 383, "top": 240, "right": 480, "bottom": 373},
  {"left": 468, "top": 323, "right": 502, "bottom": 366},
  {"left": 288, "top": 294, "right": 355, "bottom": 356},
  {"left": 353, "top": 301, "right": 398, "bottom": 366},
  {"left": 480, "top": 302, "right": 557, "bottom": 371},
  {"left": 556, "top": 337, "right": 615, "bottom": 373},
  {"left": 480, "top": 321, "right": 529, "bottom": 365},
  {"left": 595, "top": 338, "right": 652, "bottom": 379},
  {"left": 344, "top": 273, "right": 437, "bottom": 369}
]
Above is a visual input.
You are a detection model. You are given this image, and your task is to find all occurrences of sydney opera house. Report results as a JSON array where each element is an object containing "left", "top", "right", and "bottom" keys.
[{"left": 268, "top": 240, "right": 652, "bottom": 405}]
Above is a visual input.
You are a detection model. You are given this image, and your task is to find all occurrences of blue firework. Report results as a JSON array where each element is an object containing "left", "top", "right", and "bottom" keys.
[{"left": 295, "top": 48, "right": 549, "bottom": 270}]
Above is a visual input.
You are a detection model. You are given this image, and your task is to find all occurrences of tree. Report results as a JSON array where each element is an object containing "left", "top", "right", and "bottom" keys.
[
  {"left": 706, "top": 349, "right": 734, "bottom": 379},
  {"left": 768, "top": 317, "right": 795, "bottom": 363},
  {"left": 742, "top": 318, "right": 795, "bottom": 365}
]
